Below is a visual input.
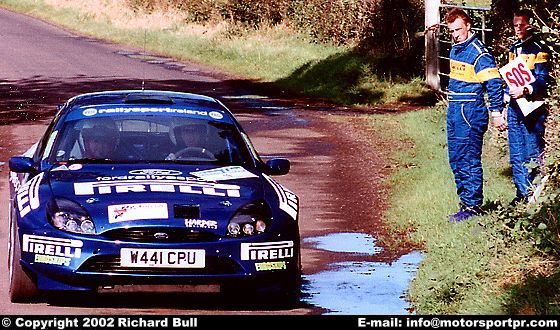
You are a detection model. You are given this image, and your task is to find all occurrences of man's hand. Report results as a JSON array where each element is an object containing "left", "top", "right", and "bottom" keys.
[
  {"left": 509, "top": 86, "right": 527, "bottom": 99},
  {"left": 492, "top": 112, "right": 508, "bottom": 131}
]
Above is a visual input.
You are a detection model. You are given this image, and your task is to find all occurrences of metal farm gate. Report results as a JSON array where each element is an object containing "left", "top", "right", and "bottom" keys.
[{"left": 425, "top": 1, "right": 492, "bottom": 92}]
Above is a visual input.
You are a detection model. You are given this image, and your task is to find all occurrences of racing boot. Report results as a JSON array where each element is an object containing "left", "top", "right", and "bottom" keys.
[{"left": 448, "top": 205, "right": 482, "bottom": 223}]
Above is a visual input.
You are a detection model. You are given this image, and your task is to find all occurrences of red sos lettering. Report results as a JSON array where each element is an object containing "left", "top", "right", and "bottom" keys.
[{"left": 505, "top": 63, "right": 532, "bottom": 87}]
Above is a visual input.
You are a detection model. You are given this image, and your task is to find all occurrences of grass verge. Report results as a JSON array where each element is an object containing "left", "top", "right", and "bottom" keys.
[{"left": 371, "top": 104, "right": 560, "bottom": 314}]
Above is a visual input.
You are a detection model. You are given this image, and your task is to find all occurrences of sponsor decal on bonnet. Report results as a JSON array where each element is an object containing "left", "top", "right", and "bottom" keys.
[
  {"left": 95, "top": 174, "right": 206, "bottom": 182},
  {"left": 190, "top": 166, "right": 258, "bottom": 181},
  {"left": 129, "top": 169, "right": 182, "bottom": 176},
  {"left": 74, "top": 179, "right": 241, "bottom": 198},
  {"left": 108, "top": 203, "right": 169, "bottom": 223},
  {"left": 240, "top": 241, "right": 294, "bottom": 260}
]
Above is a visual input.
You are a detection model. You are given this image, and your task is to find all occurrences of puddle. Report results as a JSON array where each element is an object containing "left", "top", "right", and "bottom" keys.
[
  {"left": 114, "top": 51, "right": 194, "bottom": 72},
  {"left": 222, "top": 95, "right": 294, "bottom": 112},
  {"left": 304, "top": 232, "right": 383, "bottom": 255},
  {"left": 222, "top": 94, "right": 307, "bottom": 125},
  {"left": 259, "top": 106, "right": 292, "bottom": 111},
  {"left": 302, "top": 232, "right": 423, "bottom": 314},
  {"left": 221, "top": 95, "right": 269, "bottom": 100}
]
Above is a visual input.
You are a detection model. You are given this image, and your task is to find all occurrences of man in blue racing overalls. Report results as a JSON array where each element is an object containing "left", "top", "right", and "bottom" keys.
[
  {"left": 445, "top": 8, "right": 506, "bottom": 222},
  {"left": 505, "top": 9, "right": 551, "bottom": 205}
]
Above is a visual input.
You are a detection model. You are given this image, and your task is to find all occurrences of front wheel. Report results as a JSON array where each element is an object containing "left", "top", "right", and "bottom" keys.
[{"left": 9, "top": 218, "right": 38, "bottom": 303}]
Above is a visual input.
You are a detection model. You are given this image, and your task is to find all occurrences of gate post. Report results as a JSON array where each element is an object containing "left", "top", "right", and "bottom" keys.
[{"left": 425, "top": 0, "right": 440, "bottom": 90}]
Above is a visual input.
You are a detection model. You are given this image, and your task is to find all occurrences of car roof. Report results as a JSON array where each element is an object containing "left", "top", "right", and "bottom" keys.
[{"left": 64, "top": 90, "right": 227, "bottom": 112}]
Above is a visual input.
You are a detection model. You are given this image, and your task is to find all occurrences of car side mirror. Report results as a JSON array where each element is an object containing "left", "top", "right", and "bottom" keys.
[
  {"left": 266, "top": 158, "right": 290, "bottom": 176},
  {"left": 9, "top": 157, "right": 35, "bottom": 173}
]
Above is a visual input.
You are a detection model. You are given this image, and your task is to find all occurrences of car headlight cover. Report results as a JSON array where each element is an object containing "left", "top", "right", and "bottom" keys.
[
  {"left": 47, "top": 198, "right": 96, "bottom": 235},
  {"left": 227, "top": 201, "right": 271, "bottom": 237}
]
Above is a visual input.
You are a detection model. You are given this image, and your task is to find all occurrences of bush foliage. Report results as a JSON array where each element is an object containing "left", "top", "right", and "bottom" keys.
[
  {"left": 489, "top": 0, "right": 560, "bottom": 257},
  {"left": 124, "top": 0, "right": 425, "bottom": 73}
]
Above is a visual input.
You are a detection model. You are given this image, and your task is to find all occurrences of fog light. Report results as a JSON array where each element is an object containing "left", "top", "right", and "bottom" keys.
[
  {"left": 243, "top": 223, "right": 254, "bottom": 235},
  {"left": 66, "top": 220, "right": 79, "bottom": 232},
  {"left": 227, "top": 223, "right": 240, "bottom": 236},
  {"left": 81, "top": 220, "right": 95, "bottom": 234},
  {"left": 52, "top": 213, "right": 67, "bottom": 229},
  {"left": 256, "top": 220, "right": 266, "bottom": 233}
]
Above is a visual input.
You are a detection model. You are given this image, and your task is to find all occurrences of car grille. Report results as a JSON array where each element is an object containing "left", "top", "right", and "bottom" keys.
[
  {"left": 101, "top": 228, "right": 219, "bottom": 242},
  {"left": 79, "top": 255, "right": 241, "bottom": 275}
]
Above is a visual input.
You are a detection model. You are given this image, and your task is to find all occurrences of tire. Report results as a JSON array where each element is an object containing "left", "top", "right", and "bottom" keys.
[
  {"left": 8, "top": 216, "right": 38, "bottom": 303},
  {"left": 279, "top": 274, "right": 302, "bottom": 304}
]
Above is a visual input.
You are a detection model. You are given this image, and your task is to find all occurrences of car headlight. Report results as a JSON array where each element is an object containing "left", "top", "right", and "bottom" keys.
[
  {"left": 227, "top": 201, "right": 271, "bottom": 237},
  {"left": 47, "top": 198, "right": 96, "bottom": 235}
]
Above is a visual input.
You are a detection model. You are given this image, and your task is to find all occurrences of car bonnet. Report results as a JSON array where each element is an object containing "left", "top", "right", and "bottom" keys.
[{"left": 46, "top": 164, "right": 264, "bottom": 235}]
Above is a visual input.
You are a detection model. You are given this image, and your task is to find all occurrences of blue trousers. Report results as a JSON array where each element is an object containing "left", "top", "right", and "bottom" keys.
[
  {"left": 447, "top": 102, "right": 488, "bottom": 207},
  {"left": 507, "top": 104, "right": 547, "bottom": 198}
]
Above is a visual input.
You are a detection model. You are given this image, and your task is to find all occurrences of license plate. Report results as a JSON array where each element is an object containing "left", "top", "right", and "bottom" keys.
[{"left": 120, "top": 248, "right": 205, "bottom": 268}]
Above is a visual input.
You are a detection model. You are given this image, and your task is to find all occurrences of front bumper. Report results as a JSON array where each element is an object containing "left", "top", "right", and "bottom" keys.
[{"left": 18, "top": 228, "right": 300, "bottom": 292}]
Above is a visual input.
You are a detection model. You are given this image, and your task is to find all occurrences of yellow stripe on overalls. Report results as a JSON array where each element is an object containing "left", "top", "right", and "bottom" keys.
[
  {"left": 508, "top": 52, "right": 548, "bottom": 69},
  {"left": 476, "top": 67, "right": 500, "bottom": 82},
  {"left": 536, "top": 51, "right": 549, "bottom": 64},
  {"left": 449, "top": 60, "right": 478, "bottom": 83},
  {"left": 510, "top": 52, "right": 536, "bottom": 69}
]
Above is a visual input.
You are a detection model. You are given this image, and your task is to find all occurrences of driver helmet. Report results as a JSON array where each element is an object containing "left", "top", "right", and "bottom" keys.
[
  {"left": 170, "top": 122, "right": 207, "bottom": 148},
  {"left": 81, "top": 125, "right": 119, "bottom": 142},
  {"left": 80, "top": 119, "right": 119, "bottom": 158}
]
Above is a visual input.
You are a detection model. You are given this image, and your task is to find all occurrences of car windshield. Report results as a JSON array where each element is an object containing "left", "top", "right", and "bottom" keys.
[{"left": 49, "top": 116, "right": 253, "bottom": 165}]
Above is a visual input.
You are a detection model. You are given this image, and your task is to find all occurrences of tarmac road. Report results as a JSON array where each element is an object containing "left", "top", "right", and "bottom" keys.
[{"left": 0, "top": 8, "right": 419, "bottom": 315}]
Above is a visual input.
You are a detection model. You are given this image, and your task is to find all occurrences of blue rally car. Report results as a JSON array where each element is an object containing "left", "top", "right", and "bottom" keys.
[{"left": 8, "top": 90, "right": 300, "bottom": 302}]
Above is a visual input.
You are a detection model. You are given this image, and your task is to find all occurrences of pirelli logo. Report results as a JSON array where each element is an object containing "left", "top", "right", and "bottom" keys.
[
  {"left": 240, "top": 241, "right": 294, "bottom": 260},
  {"left": 23, "top": 235, "right": 83, "bottom": 259},
  {"left": 74, "top": 180, "right": 241, "bottom": 198}
]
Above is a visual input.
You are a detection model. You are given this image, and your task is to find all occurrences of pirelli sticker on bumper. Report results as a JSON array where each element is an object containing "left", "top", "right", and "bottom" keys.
[
  {"left": 255, "top": 261, "right": 287, "bottom": 271},
  {"left": 240, "top": 241, "right": 294, "bottom": 261},
  {"left": 23, "top": 235, "right": 83, "bottom": 266}
]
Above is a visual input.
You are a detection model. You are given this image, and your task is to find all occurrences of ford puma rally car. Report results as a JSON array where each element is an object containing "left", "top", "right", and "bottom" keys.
[{"left": 8, "top": 90, "right": 300, "bottom": 302}]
